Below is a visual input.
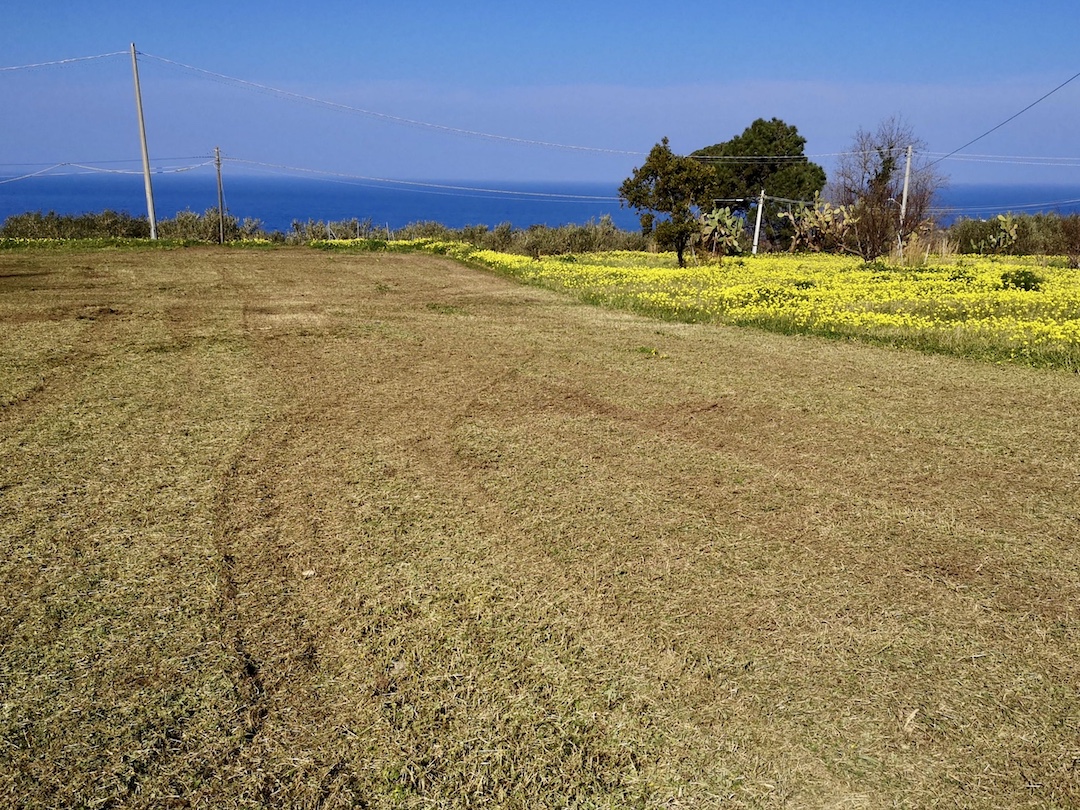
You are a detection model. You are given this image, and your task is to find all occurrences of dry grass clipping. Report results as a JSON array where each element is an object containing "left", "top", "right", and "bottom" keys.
[{"left": 1, "top": 245, "right": 1078, "bottom": 808}]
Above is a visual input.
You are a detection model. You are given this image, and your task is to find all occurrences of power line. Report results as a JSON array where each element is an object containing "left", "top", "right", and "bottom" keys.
[
  {"left": 9, "top": 50, "right": 1080, "bottom": 171},
  {"left": 7, "top": 50, "right": 1080, "bottom": 190},
  {"left": 8, "top": 150, "right": 1080, "bottom": 221},
  {"left": 931, "top": 197, "right": 1080, "bottom": 215},
  {"left": 0, "top": 165, "right": 64, "bottom": 185},
  {"left": 4, "top": 48, "right": 643, "bottom": 158},
  {"left": 0, "top": 159, "right": 215, "bottom": 184},
  {"left": 1, "top": 152, "right": 621, "bottom": 203},
  {"left": 766, "top": 195, "right": 815, "bottom": 206},
  {"left": 222, "top": 157, "right": 622, "bottom": 202},
  {"left": 0, "top": 51, "right": 127, "bottom": 72},
  {"left": 692, "top": 155, "right": 815, "bottom": 163},
  {"left": 925, "top": 153, "right": 1080, "bottom": 168},
  {"left": 137, "top": 51, "right": 645, "bottom": 157},
  {"left": 0, "top": 156, "right": 209, "bottom": 167},
  {"left": 68, "top": 159, "right": 215, "bottom": 175},
  {"left": 928, "top": 67, "right": 1080, "bottom": 168}
]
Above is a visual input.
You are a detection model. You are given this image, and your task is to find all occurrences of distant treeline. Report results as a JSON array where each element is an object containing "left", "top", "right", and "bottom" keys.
[
  {"left": 0, "top": 208, "right": 648, "bottom": 254},
  {"left": 0, "top": 208, "right": 264, "bottom": 242},
  {"left": 948, "top": 213, "right": 1080, "bottom": 264},
  {"left": 3, "top": 206, "right": 1080, "bottom": 263}
]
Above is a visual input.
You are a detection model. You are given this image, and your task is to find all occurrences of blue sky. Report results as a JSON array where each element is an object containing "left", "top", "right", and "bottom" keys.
[{"left": 3, "top": 0, "right": 1080, "bottom": 187}]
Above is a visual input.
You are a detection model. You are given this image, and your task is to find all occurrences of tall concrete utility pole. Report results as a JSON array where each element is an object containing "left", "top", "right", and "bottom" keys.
[
  {"left": 130, "top": 43, "right": 157, "bottom": 239},
  {"left": 752, "top": 189, "right": 766, "bottom": 255},
  {"left": 215, "top": 147, "right": 225, "bottom": 243},
  {"left": 898, "top": 144, "right": 913, "bottom": 251}
]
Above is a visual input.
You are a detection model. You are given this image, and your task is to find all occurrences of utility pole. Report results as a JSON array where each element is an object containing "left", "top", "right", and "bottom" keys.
[
  {"left": 898, "top": 144, "right": 913, "bottom": 256},
  {"left": 215, "top": 147, "right": 225, "bottom": 244},
  {"left": 752, "top": 189, "right": 766, "bottom": 255},
  {"left": 130, "top": 43, "right": 157, "bottom": 239}
]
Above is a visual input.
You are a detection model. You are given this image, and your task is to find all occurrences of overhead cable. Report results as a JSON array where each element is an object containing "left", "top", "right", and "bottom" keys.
[
  {"left": 925, "top": 153, "right": 1080, "bottom": 168},
  {"left": 222, "top": 157, "right": 622, "bottom": 201},
  {"left": 928, "top": 67, "right": 1080, "bottom": 168},
  {"left": 0, "top": 159, "right": 215, "bottom": 184},
  {"left": 692, "top": 155, "right": 813, "bottom": 163},
  {"left": 0, "top": 156, "right": 210, "bottom": 167},
  {"left": 138, "top": 52, "right": 645, "bottom": 157},
  {"left": 931, "top": 196, "right": 1080, "bottom": 215},
  {"left": 0, "top": 51, "right": 127, "bottom": 72},
  {"left": 0, "top": 164, "right": 66, "bottom": 185}
]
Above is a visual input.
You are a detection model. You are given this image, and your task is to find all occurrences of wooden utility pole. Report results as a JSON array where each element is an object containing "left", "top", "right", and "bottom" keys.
[
  {"left": 130, "top": 43, "right": 157, "bottom": 239},
  {"left": 215, "top": 147, "right": 225, "bottom": 243}
]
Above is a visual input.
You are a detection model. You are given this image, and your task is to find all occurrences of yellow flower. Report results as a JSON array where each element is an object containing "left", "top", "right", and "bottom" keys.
[{"left": 400, "top": 242, "right": 1080, "bottom": 369}]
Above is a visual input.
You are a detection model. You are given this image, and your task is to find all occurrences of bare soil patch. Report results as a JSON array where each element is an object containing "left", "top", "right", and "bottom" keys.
[{"left": 1, "top": 246, "right": 1078, "bottom": 808}]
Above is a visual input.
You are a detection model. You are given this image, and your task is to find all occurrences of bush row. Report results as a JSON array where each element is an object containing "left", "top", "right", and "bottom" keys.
[
  {"left": 6, "top": 206, "right": 1080, "bottom": 264},
  {"left": 1, "top": 209, "right": 648, "bottom": 255},
  {"left": 291, "top": 215, "right": 649, "bottom": 255},
  {"left": 0, "top": 208, "right": 267, "bottom": 242},
  {"left": 950, "top": 212, "right": 1080, "bottom": 263}
]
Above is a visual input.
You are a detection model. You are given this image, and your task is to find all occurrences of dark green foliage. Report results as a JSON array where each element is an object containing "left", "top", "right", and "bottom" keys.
[
  {"left": 638, "top": 212, "right": 655, "bottom": 237},
  {"left": 955, "top": 214, "right": 1018, "bottom": 255},
  {"left": 619, "top": 137, "right": 715, "bottom": 266},
  {"left": 698, "top": 207, "right": 746, "bottom": 259},
  {"left": 442, "top": 217, "right": 646, "bottom": 256},
  {"left": 316, "top": 217, "right": 647, "bottom": 257},
  {"left": 949, "top": 218, "right": 998, "bottom": 254},
  {"left": 0, "top": 210, "right": 151, "bottom": 239},
  {"left": 780, "top": 194, "right": 855, "bottom": 253},
  {"left": 0, "top": 206, "right": 642, "bottom": 255},
  {"left": 289, "top": 217, "right": 385, "bottom": 242},
  {"left": 692, "top": 118, "right": 826, "bottom": 249},
  {"left": 950, "top": 212, "right": 1080, "bottom": 264},
  {"left": 1, "top": 208, "right": 276, "bottom": 242},
  {"left": 1060, "top": 214, "right": 1080, "bottom": 268},
  {"left": 159, "top": 208, "right": 241, "bottom": 241},
  {"left": 1015, "top": 213, "right": 1067, "bottom": 256},
  {"left": 1000, "top": 268, "right": 1043, "bottom": 291},
  {"left": 390, "top": 220, "right": 455, "bottom": 241},
  {"left": 948, "top": 267, "right": 976, "bottom": 283}
]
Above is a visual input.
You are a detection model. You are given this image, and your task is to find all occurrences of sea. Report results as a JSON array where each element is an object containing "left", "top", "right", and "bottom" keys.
[
  {"left": 3, "top": 171, "right": 1080, "bottom": 234},
  {"left": 0, "top": 173, "right": 640, "bottom": 234}
]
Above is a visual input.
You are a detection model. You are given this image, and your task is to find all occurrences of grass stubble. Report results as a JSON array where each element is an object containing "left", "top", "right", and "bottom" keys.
[{"left": 0, "top": 246, "right": 1078, "bottom": 808}]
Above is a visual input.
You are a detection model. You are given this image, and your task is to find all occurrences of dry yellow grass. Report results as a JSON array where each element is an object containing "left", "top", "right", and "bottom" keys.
[{"left": 1, "top": 245, "right": 1078, "bottom": 808}]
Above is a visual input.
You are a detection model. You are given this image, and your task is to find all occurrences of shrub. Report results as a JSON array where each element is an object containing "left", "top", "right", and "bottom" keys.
[
  {"left": 157, "top": 208, "right": 244, "bottom": 241},
  {"left": 950, "top": 211, "right": 1080, "bottom": 258},
  {"left": 1000, "top": 268, "right": 1043, "bottom": 291},
  {"left": 0, "top": 207, "right": 649, "bottom": 253},
  {"left": 0, "top": 210, "right": 150, "bottom": 239},
  {"left": 1060, "top": 214, "right": 1080, "bottom": 268}
]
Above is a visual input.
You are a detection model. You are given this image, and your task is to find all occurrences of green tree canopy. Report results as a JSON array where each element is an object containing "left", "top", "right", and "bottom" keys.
[
  {"left": 618, "top": 137, "right": 714, "bottom": 266},
  {"left": 692, "top": 118, "right": 826, "bottom": 248}
]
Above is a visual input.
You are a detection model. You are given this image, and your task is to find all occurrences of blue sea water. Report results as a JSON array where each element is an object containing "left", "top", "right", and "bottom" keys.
[
  {"left": 4, "top": 171, "right": 1080, "bottom": 233},
  {"left": 0, "top": 172, "right": 640, "bottom": 234},
  {"left": 933, "top": 185, "right": 1080, "bottom": 221}
]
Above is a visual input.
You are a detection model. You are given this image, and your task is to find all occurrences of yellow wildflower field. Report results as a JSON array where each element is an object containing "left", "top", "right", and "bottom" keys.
[{"left": 365, "top": 240, "right": 1080, "bottom": 371}]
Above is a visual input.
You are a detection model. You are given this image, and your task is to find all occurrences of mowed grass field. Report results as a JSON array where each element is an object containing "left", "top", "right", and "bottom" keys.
[{"left": 1, "top": 245, "right": 1078, "bottom": 808}]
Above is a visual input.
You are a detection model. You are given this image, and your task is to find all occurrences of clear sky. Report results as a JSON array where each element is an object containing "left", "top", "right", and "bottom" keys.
[{"left": 3, "top": 0, "right": 1080, "bottom": 187}]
